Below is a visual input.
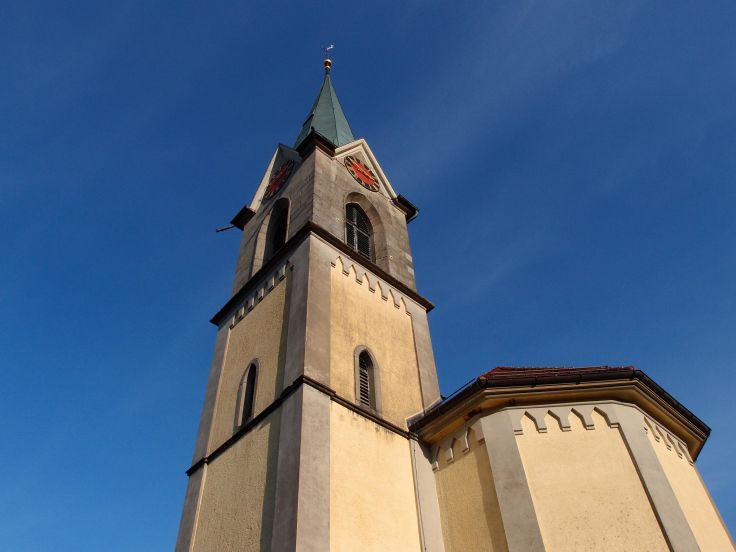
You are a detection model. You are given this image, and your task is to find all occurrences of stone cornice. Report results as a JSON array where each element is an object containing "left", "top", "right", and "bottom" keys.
[
  {"left": 210, "top": 221, "right": 433, "bottom": 326},
  {"left": 185, "top": 374, "right": 411, "bottom": 476},
  {"left": 410, "top": 374, "right": 710, "bottom": 459}
]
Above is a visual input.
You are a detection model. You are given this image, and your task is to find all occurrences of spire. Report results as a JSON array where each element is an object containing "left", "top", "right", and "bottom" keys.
[{"left": 294, "top": 57, "right": 355, "bottom": 149}]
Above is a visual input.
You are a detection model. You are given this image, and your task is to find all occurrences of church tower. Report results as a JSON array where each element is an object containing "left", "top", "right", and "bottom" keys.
[
  {"left": 175, "top": 58, "right": 444, "bottom": 551},
  {"left": 176, "top": 59, "right": 734, "bottom": 552}
]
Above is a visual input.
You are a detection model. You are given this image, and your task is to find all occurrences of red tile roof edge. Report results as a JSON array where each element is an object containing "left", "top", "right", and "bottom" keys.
[
  {"left": 479, "top": 365, "right": 636, "bottom": 380},
  {"left": 409, "top": 366, "right": 710, "bottom": 450}
]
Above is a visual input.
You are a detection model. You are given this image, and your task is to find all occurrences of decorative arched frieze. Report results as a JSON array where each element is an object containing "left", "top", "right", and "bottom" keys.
[
  {"left": 643, "top": 414, "right": 692, "bottom": 464},
  {"left": 594, "top": 405, "right": 620, "bottom": 427},
  {"left": 430, "top": 420, "right": 487, "bottom": 471},
  {"left": 331, "top": 255, "right": 410, "bottom": 313},
  {"left": 469, "top": 418, "right": 486, "bottom": 443},
  {"left": 508, "top": 404, "right": 619, "bottom": 433},
  {"left": 570, "top": 406, "right": 596, "bottom": 429},
  {"left": 228, "top": 261, "right": 289, "bottom": 330},
  {"left": 429, "top": 401, "right": 701, "bottom": 477}
]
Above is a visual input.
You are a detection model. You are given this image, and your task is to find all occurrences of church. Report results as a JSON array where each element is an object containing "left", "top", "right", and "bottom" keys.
[{"left": 175, "top": 58, "right": 734, "bottom": 552}]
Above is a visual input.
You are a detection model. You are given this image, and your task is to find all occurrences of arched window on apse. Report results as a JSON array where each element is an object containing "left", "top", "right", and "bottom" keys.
[
  {"left": 264, "top": 198, "right": 289, "bottom": 262},
  {"left": 345, "top": 203, "right": 373, "bottom": 260}
]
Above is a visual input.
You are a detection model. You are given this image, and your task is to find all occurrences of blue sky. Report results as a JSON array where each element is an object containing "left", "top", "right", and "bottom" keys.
[{"left": 2, "top": 1, "right": 734, "bottom": 549}]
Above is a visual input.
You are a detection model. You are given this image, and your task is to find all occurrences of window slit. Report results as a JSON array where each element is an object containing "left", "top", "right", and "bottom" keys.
[
  {"left": 358, "top": 351, "right": 374, "bottom": 409},
  {"left": 241, "top": 364, "right": 257, "bottom": 427}
]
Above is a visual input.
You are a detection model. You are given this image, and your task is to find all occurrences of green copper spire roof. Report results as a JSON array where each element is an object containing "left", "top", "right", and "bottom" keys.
[{"left": 294, "top": 66, "right": 355, "bottom": 149}]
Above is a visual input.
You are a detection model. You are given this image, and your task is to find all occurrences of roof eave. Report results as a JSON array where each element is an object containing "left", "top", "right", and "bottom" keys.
[
  {"left": 409, "top": 368, "right": 710, "bottom": 459},
  {"left": 295, "top": 128, "right": 337, "bottom": 158}
]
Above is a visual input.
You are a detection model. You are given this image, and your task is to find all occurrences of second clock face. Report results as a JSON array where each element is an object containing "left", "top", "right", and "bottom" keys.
[
  {"left": 263, "top": 160, "right": 294, "bottom": 200},
  {"left": 344, "top": 155, "right": 379, "bottom": 192}
]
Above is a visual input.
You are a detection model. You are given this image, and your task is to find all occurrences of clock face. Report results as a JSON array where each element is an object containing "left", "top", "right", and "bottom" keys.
[
  {"left": 344, "top": 155, "right": 379, "bottom": 192},
  {"left": 263, "top": 160, "right": 294, "bottom": 200}
]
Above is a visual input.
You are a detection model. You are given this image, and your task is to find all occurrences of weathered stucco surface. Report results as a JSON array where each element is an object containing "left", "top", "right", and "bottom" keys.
[
  {"left": 315, "top": 145, "right": 417, "bottom": 289},
  {"left": 647, "top": 422, "right": 735, "bottom": 551},
  {"left": 232, "top": 149, "right": 313, "bottom": 291},
  {"left": 192, "top": 412, "right": 280, "bottom": 552},
  {"left": 209, "top": 276, "right": 288, "bottom": 449},
  {"left": 435, "top": 428, "right": 508, "bottom": 552},
  {"left": 329, "top": 401, "right": 421, "bottom": 551},
  {"left": 329, "top": 262, "right": 423, "bottom": 426},
  {"left": 516, "top": 409, "right": 669, "bottom": 551}
]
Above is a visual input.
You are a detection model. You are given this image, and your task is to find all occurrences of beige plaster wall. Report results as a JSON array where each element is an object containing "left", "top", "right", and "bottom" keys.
[
  {"left": 329, "top": 402, "right": 421, "bottom": 551},
  {"left": 209, "top": 276, "right": 289, "bottom": 449},
  {"left": 329, "top": 261, "right": 423, "bottom": 427},
  {"left": 192, "top": 412, "right": 280, "bottom": 552},
  {"left": 647, "top": 422, "right": 735, "bottom": 551},
  {"left": 516, "top": 409, "right": 669, "bottom": 552},
  {"left": 435, "top": 429, "right": 508, "bottom": 552}
]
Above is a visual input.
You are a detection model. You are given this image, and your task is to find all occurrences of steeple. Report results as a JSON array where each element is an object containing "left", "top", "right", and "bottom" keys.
[
  {"left": 294, "top": 58, "right": 355, "bottom": 149},
  {"left": 177, "top": 51, "right": 734, "bottom": 552},
  {"left": 176, "top": 57, "right": 442, "bottom": 552}
]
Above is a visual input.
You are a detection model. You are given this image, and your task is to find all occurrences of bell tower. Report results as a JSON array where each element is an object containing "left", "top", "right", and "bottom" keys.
[{"left": 175, "top": 58, "right": 444, "bottom": 551}]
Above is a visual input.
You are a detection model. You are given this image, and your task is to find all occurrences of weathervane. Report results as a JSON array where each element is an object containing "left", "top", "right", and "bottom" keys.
[{"left": 322, "top": 44, "right": 334, "bottom": 73}]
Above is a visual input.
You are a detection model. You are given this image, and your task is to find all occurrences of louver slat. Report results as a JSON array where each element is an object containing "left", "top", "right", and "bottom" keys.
[{"left": 358, "top": 352, "right": 373, "bottom": 408}]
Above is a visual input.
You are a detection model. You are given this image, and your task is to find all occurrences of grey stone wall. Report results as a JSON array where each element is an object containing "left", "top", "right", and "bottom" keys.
[
  {"left": 312, "top": 147, "right": 416, "bottom": 290},
  {"left": 231, "top": 149, "right": 316, "bottom": 293},
  {"left": 231, "top": 142, "right": 417, "bottom": 295}
]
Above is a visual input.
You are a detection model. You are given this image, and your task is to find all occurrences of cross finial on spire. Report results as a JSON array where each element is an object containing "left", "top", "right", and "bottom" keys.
[{"left": 323, "top": 44, "right": 334, "bottom": 73}]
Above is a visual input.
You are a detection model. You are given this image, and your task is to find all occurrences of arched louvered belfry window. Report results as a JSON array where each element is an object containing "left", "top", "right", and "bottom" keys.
[
  {"left": 345, "top": 203, "right": 373, "bottom": 260},
  {"left": 239, "top": 362, "right": 257, "bottom": 427},
  {"left": 264, "top": 199, "right": 289, "bottom": 261},
  {"left": 356, "top": 350, "right": 377, "bottom": 410}
]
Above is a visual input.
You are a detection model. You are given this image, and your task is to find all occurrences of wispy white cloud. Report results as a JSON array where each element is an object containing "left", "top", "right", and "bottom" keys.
[
  {"left": 448, "top": 230, "right": 552, "bottom": 307},
  {"left": 375, "top": 1, "right": 641, "bottom": 189}
]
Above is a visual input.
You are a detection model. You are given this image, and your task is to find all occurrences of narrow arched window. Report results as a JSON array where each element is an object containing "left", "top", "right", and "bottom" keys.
[
  {"left": 265, "top": 199, "right": 289, "bottom": 261},
  {"left": 240, "top": 363, "right": 257, "bottom": 427},
  {"left": 345, "top": 203, "right": 372, "bottom": 260},
  {"left": 357, "top": 351, "right": 376, "bottom": 409}
]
